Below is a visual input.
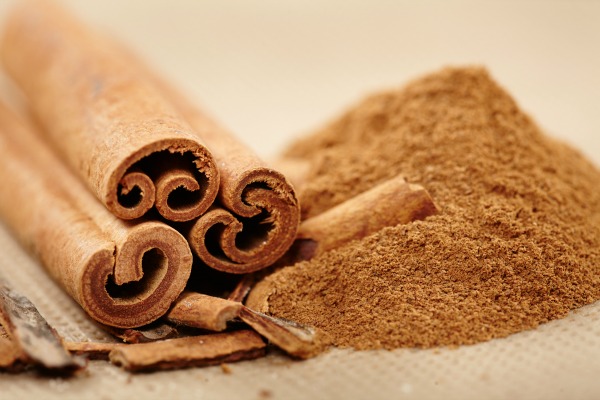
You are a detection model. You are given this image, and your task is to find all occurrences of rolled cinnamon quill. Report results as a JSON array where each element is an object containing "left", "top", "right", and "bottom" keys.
[
  {"left": 292, "top": 175, "right": 438, "bottom": 261},
  {"left": 0, "top": 0, "right": 219, "bottom": 222},
  {"left": 149, "top": 72, "right": 300, "bottom": 274},
  {"left": 0, "top": 103, "right": 192, "bottom": 328}
]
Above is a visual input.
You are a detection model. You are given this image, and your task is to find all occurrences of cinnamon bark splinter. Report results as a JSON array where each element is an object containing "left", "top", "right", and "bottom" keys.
[{"left": 109, "top": 330, "right": 266, "bottom": 372}]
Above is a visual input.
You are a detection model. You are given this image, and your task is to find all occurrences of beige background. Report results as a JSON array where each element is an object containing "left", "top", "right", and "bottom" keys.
[{"left": 0, "top": 1, "right": 599, "bottom": 399}]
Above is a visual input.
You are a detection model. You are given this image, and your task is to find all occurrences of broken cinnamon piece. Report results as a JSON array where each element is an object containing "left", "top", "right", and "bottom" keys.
[
  {"left": 166, "top": 292, "right": 242, "bottom": 332},
  {"left": 108, "top": 330, "right": 266, "bottom": 372},
  {"left": 0, "top": 102, "right": 192, "bottom": 328},
  {"left": 291, "top": 175, "right": 438, "bottom": 261},
  {"left": 239, "top": 307, "right": 324, "bottom": 359},
  {"left": 106, "top": 323, "right": 179, "bottom": 344},
  {"left": 64, "top": 341, "right": 123, "bottom": 360},
  {"left": 1, "top": 0, "right": 219, "bottom": 222},
  {"left": 0, "top": 280, "right": 84, "bottom": 372}
]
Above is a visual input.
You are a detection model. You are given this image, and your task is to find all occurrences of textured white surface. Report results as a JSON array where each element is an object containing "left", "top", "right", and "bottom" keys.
[{"left": 0, "top": 1, "right": 599, "bottom": 399}]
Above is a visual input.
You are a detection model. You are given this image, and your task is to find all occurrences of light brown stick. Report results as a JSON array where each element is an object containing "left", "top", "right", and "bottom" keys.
[
  {"left": 0, "top": 102, "right": 192, "bottom": 328},
  {"left": 166, "top": 292, "right": 242, "bottom": 332},
  {"left": 109, "top": 330, "right": 266, "bottom": 372},
  {"left": 291, "top": 175, "right": 438, "bottom": 260},
  {"left": 0, "top": 280, "right": 84, "bottom": 372},
  {"left": 121, "top": 48, "right": 301, "bottom": 274},
  {"left": 0, "top": 0, "right": 219, "bottom": 222}
]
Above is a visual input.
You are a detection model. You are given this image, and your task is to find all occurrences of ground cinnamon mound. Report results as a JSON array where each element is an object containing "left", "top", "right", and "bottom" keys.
[{"left": 251, "top": 67, "right": 600, "bottom": 349}]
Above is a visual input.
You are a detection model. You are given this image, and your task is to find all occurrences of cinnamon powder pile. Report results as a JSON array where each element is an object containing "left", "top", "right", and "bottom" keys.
[{"left": 249, "top": 67, "right": 600, "bottom": 349}]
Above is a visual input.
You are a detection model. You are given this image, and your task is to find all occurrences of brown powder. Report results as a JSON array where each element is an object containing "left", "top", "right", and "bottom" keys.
[{"left": 248, "top": 67, "right": 600, "bottom": 349}]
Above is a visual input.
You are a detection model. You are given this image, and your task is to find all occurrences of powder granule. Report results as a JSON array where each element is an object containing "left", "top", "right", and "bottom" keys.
[{"left": 248, "top": 67, "right": 600, "bottom": 349}]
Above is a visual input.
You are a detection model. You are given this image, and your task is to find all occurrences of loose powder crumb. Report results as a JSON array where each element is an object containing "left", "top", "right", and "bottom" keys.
[{"left": 249, "top": 67, "right": 600, "bottom": 349}]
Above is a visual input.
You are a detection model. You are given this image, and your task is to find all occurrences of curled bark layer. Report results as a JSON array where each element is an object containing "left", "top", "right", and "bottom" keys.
[
  {"left": 0, "top": 103, "right": 192, "bottom": 328},
  {"left": 1, "top": 0, "right": 219, "bottom": 222}
]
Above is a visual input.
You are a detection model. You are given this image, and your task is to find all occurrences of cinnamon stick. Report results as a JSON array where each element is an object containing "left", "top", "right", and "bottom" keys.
[
  {"left": 0, "top": 102, "right": 192, "bottom": 328},
  {"left": 108, "top": 330, "right": 266, "bottom": 372},
  {"left": 156, "top": 90, "right": 300, "bottom": 273},
  {"left": 115, "top": 43, "right": 301, "bottom": 274},
  {"left": 166, "top": 292, "right": 242, "bottom": 332},
  {"left": 291, "top": 175, "right": 438, "bottom": 261},
  {"left": 0, "top": 0, "right": 220, "bottom": 222},
  {"left": 0, "top": 280, "right": 84, "bottom": 372}
]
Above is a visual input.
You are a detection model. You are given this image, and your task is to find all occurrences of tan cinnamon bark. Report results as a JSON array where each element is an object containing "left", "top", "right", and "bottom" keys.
[
  {"left": 0, "top": 0, "right": 219, "bottom": 222},
  {"left": 167, "top": 292, "right": 242, "bottom": 332},
  {"left": 0, "top": 103, "right": 192, "bottom": 328},
  {"left": 292, "top": 175, "right": 438, "bottom": 260},
  {"left": 109, "top": 330, "right": 266, "bottom": 372}
]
